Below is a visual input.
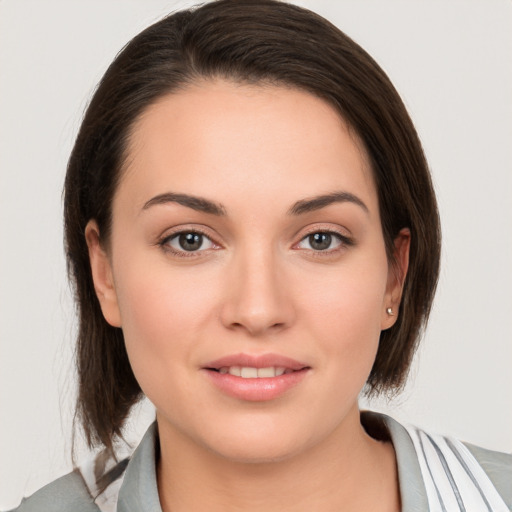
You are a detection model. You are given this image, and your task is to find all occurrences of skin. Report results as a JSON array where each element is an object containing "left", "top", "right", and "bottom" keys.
[{"left": 87, "top": 80, "right": 409, "bottom": 511}]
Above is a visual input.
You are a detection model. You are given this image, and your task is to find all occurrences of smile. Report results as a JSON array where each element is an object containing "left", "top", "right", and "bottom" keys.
[
  {"left": 203, "top": 353, "right": 310, "bottom": 401},
  {"left": 215, "top": 366, "right": 294, "bottom": 378}
]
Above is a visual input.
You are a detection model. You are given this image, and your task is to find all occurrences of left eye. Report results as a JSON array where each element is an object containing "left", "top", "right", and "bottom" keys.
[
  {"left": 297, "top": 232, "right": 343, "bottom": 251},
  {"left": 166, "top": 232, "right": 215, "bottom": 252}
]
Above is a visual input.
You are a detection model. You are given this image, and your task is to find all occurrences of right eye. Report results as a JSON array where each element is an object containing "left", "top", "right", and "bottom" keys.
[{"left": 164, "top": 231, "right": 216, "bottom": 254}]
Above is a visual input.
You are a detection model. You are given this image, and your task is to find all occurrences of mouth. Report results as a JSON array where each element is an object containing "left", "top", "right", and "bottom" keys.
[
  {"left": 207, "top": 366, "right": 300, "bottom": 378},
  {"left": 202, "top": 353, "right": 311, "bottom": 401}
]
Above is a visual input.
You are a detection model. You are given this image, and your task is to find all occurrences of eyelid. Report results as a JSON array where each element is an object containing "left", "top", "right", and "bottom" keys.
[
  {"left": 155, "top": 223, "right": 353, "bottom": 257},
  {"left": 168, "top": 232, "right": 215, "bottom": 252},
  {"left": 158, "top": 225, "right": 222, "bottom": 256},
  {"left": 293, "top": 224, "right": 355, "bottom": 252},
  {"left": 296, "top": 223, "right": 354, "bottom": 242}
]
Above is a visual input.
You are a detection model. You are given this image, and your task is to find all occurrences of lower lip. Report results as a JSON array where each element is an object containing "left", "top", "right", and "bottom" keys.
[{"left": 203, "top": 368, "right": 309, "bottom": 401}]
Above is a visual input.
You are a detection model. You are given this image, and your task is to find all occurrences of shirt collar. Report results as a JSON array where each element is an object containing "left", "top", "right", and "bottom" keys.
[
  {"left": 361, "top": 411, "right": 429, "bottom": 511},
  {"left": 116, "top": 422, "right": 162, "bottom": 512},
  {"left": 116, "top": 412, "right": 429, "bottom": 511}
]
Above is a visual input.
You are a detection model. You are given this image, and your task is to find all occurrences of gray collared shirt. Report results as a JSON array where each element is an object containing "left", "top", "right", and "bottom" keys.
[{"left": 8, "top": 412, "right": 512, "bottom": 512}]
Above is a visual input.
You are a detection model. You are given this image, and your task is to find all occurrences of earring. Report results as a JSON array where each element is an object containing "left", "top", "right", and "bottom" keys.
[{"left": 386, "top": 307, "right": 394, "bottom": 316}]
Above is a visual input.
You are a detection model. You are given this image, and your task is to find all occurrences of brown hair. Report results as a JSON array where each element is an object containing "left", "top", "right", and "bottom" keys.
[{"left": 64, "top": 0, "right": 440, "bottom": 453}]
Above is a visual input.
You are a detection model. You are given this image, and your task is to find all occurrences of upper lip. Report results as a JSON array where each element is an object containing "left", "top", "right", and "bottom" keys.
[{"left": 204, "top": 353, "right": 309, "bottom": 371}]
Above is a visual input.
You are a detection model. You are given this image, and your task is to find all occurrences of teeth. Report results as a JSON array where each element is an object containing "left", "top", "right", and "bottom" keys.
[
  {"left": 257, "top": 367, "right": 275, "bottom": 378},
  {"left": 222, "top": 366, "right": 289, "bottom": 378},
  {"left": 241, "top": 367, "right": 258, "bottom": 378},
  {"left": 228, "top": 366, "right": 241, "bottom": 377}
]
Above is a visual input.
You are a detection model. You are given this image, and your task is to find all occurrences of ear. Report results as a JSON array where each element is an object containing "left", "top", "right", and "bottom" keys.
[
  {"left": 381, "top": 228, "right": 410, "bottom": 330},
  {"left": 85, "top": 220, "right": 122, "bottom": 327}
]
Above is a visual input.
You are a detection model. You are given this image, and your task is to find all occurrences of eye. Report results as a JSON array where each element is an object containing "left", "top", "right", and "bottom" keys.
[
  {"left": 165, "top": 231, "right": 215, "bottom": 253},
  {"left": 297, "top": 232, "right": 346, "bottom": 251}
]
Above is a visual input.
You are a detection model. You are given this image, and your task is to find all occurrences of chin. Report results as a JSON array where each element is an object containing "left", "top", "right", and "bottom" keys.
[
  {"left": 198, "top": 420, "right": 316, "bottom": 465},
  {"left": 212, "top": 438, "right": 307, "bottom": 465}
]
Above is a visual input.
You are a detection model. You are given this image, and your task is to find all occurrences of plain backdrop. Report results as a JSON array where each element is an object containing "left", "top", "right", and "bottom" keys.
[{"left": 1, "top": 0, "right": 511, "bottom": 508}]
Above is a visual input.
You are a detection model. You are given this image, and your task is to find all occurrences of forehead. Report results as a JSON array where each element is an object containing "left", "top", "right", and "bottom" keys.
[{"left": 118, "top": 80, "right": 377, "bottom": 215}]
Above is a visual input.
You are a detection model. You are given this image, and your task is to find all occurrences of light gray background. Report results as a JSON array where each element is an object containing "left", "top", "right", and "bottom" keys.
[{"left": 1, "top": 0, "right": 511, "bottom": 508}]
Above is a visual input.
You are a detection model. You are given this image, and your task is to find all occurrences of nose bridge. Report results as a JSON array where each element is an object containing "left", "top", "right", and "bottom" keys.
[{"left": 221, "top": 239, "right": 293, "bottom": 335}]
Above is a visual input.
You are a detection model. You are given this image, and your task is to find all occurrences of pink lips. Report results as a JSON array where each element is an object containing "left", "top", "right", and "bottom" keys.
[{"left": 202, "top": 353, "right": 310, "bottom": 401}]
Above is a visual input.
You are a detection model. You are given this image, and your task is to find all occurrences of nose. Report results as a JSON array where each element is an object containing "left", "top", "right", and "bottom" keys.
[{"left": 220, "top": 245, "right": 295, "bottom": 337}]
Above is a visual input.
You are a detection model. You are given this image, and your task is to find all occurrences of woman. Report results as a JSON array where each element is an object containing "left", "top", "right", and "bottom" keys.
[{"left": 6, "top": 1, "right": 511, "bottom": 511}]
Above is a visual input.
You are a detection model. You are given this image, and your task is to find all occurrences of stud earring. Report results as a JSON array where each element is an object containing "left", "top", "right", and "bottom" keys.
[{"left": 386, "top": 307, "right": 394, "bottom": 316}]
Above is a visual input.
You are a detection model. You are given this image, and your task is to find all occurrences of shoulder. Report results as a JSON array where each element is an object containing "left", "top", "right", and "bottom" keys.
[
  {"left": 5, "top": 470, "right": 100, "bottom": 512},
  {"left": 6, "top": 425, "right": 155, "bottom": 512},
  {"left": 401, "top": 419, "right": 512, "bottom": 510},
  {"left": 362, "top": 411, "right": 512, "bottom": 511},
  {"left": 465, "top": 441, "right": 512, "bottom": 508}
]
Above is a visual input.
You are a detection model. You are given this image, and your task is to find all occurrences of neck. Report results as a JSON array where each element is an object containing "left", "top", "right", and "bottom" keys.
[{"left": 156, "top": 406, "right": 400, "bottom": 512}]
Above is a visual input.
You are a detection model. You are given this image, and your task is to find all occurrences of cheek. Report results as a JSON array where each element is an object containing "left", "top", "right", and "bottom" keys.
[
  {"left": 302, "top": 261, "right": 388, "bottom": 337},
  {"left": 295, "top": 254, "right": 389, "bottom": 376},
  {"left": 112, "top": 258, "right": 221, "bottom": 386}
]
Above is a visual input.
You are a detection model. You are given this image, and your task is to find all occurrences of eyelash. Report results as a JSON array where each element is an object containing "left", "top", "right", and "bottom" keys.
[
  {"left": 295, "top": 229, "right": 354, "bottom": 255},
  {"left": 159, "top": 228, "right": 220, "bottom": 257},
  {"left": 158, "top": 228, "right": 354, "bottom": 258}
]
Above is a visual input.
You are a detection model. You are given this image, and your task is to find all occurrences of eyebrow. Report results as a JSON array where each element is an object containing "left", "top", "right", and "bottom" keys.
[
  {"left": 142, "top": 193, "right": 226, "bottom": 216},
  {"left": 288, "top": 191, "right": 369, "bottom": 215},
  {"left": 141, "top": 190, "right": 368, "bottom": 217}
]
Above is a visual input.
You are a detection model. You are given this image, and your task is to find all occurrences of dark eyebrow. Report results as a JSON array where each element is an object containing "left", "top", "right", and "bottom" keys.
[
  {"left": 142, "top": 193, "right": 226, "bottom": 216},
  {"left": 288, "top": 191, "right": 369, "bottom": 216}
]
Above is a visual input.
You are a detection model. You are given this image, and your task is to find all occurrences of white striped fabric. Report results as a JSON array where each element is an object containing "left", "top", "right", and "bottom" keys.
[{"left": 405, "top": 425, "right": 509, "bottom": 511}]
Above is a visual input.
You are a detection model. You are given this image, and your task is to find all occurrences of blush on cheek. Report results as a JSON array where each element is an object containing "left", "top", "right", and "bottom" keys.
[
  {"left": 305, "top": 278, "right": 384, "bottom": 371},
  {"left": 116, "top": 268, "right": 219, "bottom": 369}
]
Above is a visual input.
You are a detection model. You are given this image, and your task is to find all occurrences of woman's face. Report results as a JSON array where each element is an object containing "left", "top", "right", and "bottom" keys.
[{"left": 87, "top": 80, "right": 406, "bottom": 462}]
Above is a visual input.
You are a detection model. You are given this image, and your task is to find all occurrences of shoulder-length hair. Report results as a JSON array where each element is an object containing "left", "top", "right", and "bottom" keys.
[{"left": 64, "top": 0, "right": 440, "bottom": 453}]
